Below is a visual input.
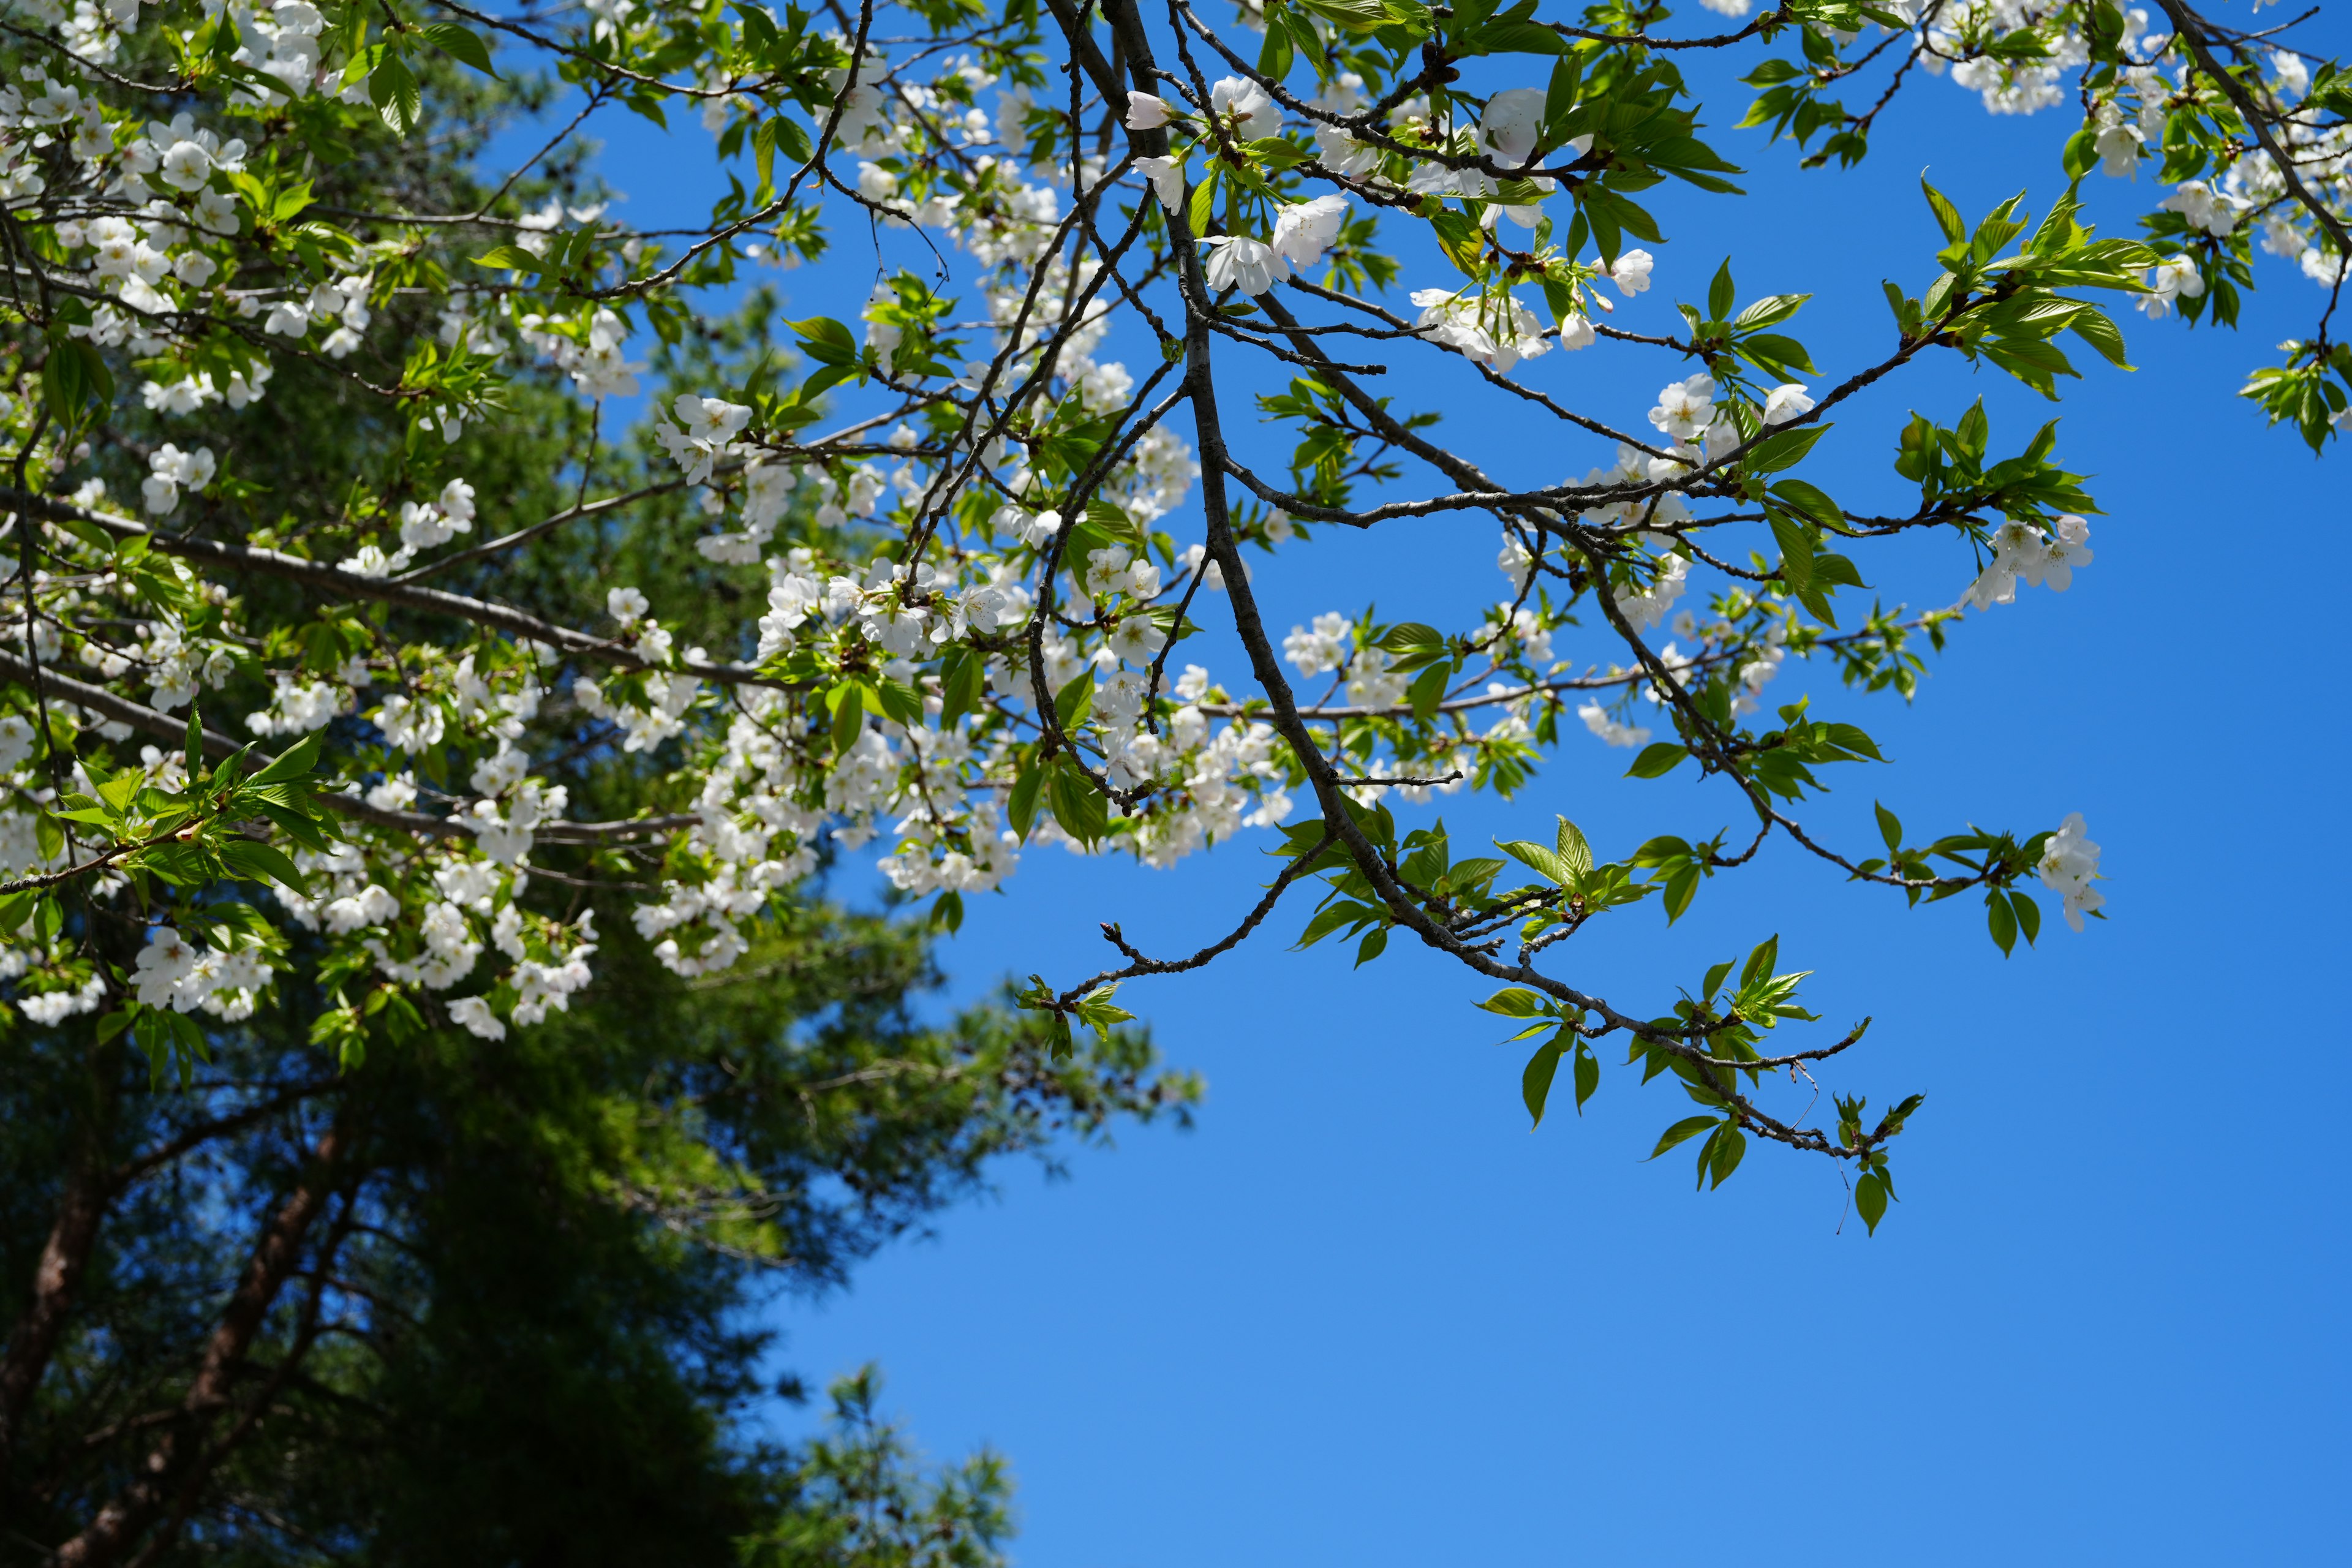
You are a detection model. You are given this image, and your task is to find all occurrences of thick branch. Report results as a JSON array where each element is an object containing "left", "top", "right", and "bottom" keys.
[
  {"left": 0, "top": 1074, "right": 117, "bottom": 1488},
  {"left": 52, "top": 1115, "right": 350, "bottom": 1568}
]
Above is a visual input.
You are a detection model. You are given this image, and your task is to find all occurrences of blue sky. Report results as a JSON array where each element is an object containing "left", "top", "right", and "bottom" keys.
[{"left": 515, "top": 18, "right": 2349, "bottom": 1564}]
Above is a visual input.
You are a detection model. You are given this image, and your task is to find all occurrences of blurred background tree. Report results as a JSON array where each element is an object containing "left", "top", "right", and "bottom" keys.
[{"left": 0, "top": 54, "right": 1197, "bottom": 1567}]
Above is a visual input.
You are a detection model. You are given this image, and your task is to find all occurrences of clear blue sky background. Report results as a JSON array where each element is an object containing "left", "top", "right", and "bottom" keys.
[{"left": 514, "top": 17, "right": 2347, "bottom": 1563}]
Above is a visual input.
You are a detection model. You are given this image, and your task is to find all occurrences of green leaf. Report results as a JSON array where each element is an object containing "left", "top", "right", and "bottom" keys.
[
  {"left": 1770, "top": 479, "right": 1844, "bottom": 532},
  {"left": 1375, "top": 621, "right": 1445, "bottom": 652},
  {"left": 471, "top": 244, "right": 549, "bottom": 272},
  {"left": 1706, "top": 1123, "right": 1747, "bottom": 1188},
  {"left": 1874, "top": 801, "right": 1902, "bottom": 853},
  {"left": 1649, "top": 1114, "right": 1718, "bottom": 1160},
  {"left": 252, "top": 799, "right": 334, "bottom": 854},
  {"left": 417, "top": 21, "right": 497, "bottom": 76},
  {"left": 368, "top": 50, "right": 422, "bottom": 137},
  {"left": 1708, "top": 257, "right": 1736, "bottom": 321},
  {"left": 2068, "top": 308, "right": 2133, "bottom": 370},
  {"left": 1855, "top": 1169, "right": 1890, "bottom": 1233},
  {"left": 1496, "top": 839, "right": 1576, "bottom": 888},
  {"left": 1477, "top": 17, "right": 1567, "bottom": 53},
  {"left": 1245, "top": 135, "right": 1313, "bottom": 175},
  {"left": 1257, "top": 17, "right": 1295, "bottom": 77},
  {"left": 620, "top": 89, "right": 669, "bottom": 130},
  {"left": 2061, "top": 127, "right": 2098, "bottom": 179},
  {"left": 271, "top": 181, "right": 315, "bottom": 223},
  {"left": 1625, "top": 742, "right": 1689, "bottom": 780},
  {"left": 1521, "top": 1036, "right": 1567, "bottom": 1128},
  {"left": 247, "top": 730, "right": 323, "bottom": 788},
  {"left": 1553, "top": 816, "right": 1592, "bottom": 880},
  {"left": 42, "top": 337, "right": 115, "bottom": 426},
  {"left": 1732, "top": 293, "right": 1809, "bottom": 331},
  {"left": 871, "top": 676, "right": 924, "bottom": 728},
  {"left": 2011, "top": 891, "right": 2042, "bottom": 946},
  {"left": 97, "top": 770, "right": 143, "bottom": 815},
  {"left": 1294, "top": 899, "right": 1378, "bottom": 950},
  {"left": 940, "top": 649, "right": 987, "bottom": 729},
  {"left": 1053, "top": 670, "right": 1095, "bottom": 731},
  {"left": 1085, "top": 497, "right": 1148, "bottom": 554},
  {"left": 184, "top": 702, "right": 205, "bottom": 777},
  {"left": 1986, "top": 888, "right": 2018, "bottom": 956},
  {"left": 1074, "top": 982, "right": 1135, "bottom": 1045},
  {"left": 1769, "top": 512, "right": 1816, "bottom": 594},
  {"left": 828, "top": 682, "right": 865, "bottom": 753},
  {"left": 1188, "top": 168, "right": 1218, "bottom": 236},
  {"left": 1047, "top": 757, "right": 1107, "bottom": 846},
  {"left": 217, "top": 837, "right": 309, "bottom": 895},
  {"left": 1921, "top": 177, "right": 1966, "bottom": 244},
  {"left": 791, "top": 317, "right": 859, "bottom": 363},
  {"left": 1008, "top": 763, "right": 1044, "bottom": 842},
  {"left": 1572, "top": 1047, "right": 1599, "bottom": 1112},
  {"left": 1478, "top": 987, "right": 1553, "bottom": 1019},
  {"left": 1662, "top": 865, "right": 1700, "bottom": 922},
  {"left": 1295, "top": 0, "right": 1425, "bottom": 36},
  {"left": 1738, "top": 331, "right": 1818, "bottom": 375},
  {"left": 1406, "top": 663, "right": 1449, "bottom": 721},
  {"left": 1744, "top": 421, "right": 1832, "bottom": 474}
]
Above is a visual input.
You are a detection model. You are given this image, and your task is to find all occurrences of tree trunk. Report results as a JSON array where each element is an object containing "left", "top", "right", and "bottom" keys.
[
  {"left": 49, "top": 1114, "right": 349, "bottom": 1568},
  {"left": 0, "top": 1065, "right": 119, "bottom": 1488}
]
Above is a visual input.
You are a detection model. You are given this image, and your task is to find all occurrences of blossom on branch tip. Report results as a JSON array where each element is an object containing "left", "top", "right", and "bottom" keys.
[
  {"left": 1962, "top": 516, "right": 2092, "bottom": 609},
  {"left": 674, "top": 394, "right": 752, "bottom": 444},
  {"left": 1125, "top": 92, "right": 1170, "bottom": 130},
  {"left": 1498, "top": 534, "right": 1536, "bottom": 592},
  {"left": 2013, "top": 514, "right": 2092, "bottom": 590},
  {"left": 1106, "top": 614, "right": 1167, "bottom": 664},
  {"left": 1479, "top": 88, "right": 1548, "bottom": 167},
  {"left": 1269, "top": 194, "right": 1348, "bottom": 269},
  {"left": 1648, "top": 375, "right": 1716, "bottom": 441},
  {"left": 1312, "top": 127, "right": 1378, "bottom": 176},
  {"left": 1606, "top": 552, "right": 1689, "bottom": 632},
  {"left": 1578, "top": 701, "right": 1652, "bottom": 748},
  {"left": 2037, "top": 812, "right": 2104, "bottom": 931},
  {"left": 1411, "top": 288, "right": 1549, "bottom": 374},
  {"left": 2137, "top": 257, "right": 2204, "bottom": 318},
  {"left": 1208, "top": 77, "right": 1280, "bottom": 140},
  {"left": 141, "top": 442, "right": 215, "bottom": 516},
  {"left": 449, "top": 995, "right": 507, "bottom": 1039},
  {"left": 2095, "top": 121, "right": 2143, "bottom": 178},
  {"left": 1134, "top": 154, "right": 1185, "bottom": 212},
  {"left": 1203, "top": 236, "right": 1291, "bottom": 296},
  {"left": 2159, "top": 180, "right": 2239, "bottom": 236},
  {"left": 1763, "top": 383, "right": 1815, "bottom": 424}
]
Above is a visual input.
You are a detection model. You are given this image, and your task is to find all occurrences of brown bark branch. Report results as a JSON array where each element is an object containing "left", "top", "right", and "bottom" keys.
[
  {"left": 50, "top": 1114, "right": 350, "bottom": 1568},
  {"left": 124, "top": 1197, "right": 362, "bottom": 1568},
  {"left": 0, "top": 1074, "right": 118, "bottom": 1488}
]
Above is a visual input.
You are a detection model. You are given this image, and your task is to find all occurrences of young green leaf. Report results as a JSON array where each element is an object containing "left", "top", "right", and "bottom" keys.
[
  {"left": 1648, "top": 1114, "right": 1718, "bottom": 1160},
  {"left": 1521, "top": 1036, "right": 1567, "bottom": 1128},
  {"left": 1854, "top": 1169, "right": 1890, "bottom": 1234},
  {"left": 1625, "top": 743, "right": 1689, "bottom": 780},
  {"left": 1553, "top": 816, "right": 1593, "bottom": 880}
]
